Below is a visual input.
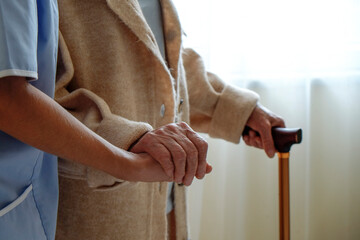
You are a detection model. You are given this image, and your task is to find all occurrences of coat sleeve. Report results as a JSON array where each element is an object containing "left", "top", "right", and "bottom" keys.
[
  {"left": 182, "top": 48, "right": 259, "bottom": 144},
  {"left": 55, "top": 32, "right": 153, "bottom": 188}
]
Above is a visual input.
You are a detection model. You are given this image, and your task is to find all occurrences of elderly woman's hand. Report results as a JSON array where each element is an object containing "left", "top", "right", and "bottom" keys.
[
  {"left": 130, "top": 122, "right": 212, "bottom": 186},
  {"left": 243, "top": 103, "right": 285, "bottom": 158}
]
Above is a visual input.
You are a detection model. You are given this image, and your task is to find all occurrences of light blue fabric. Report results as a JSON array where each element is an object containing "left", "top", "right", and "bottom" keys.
[
  {"left": 0, "top": 1, "right": 37, "bottom": 79},
  {"left": 0, "top": 0, "right": 59, "bottom": 239}
]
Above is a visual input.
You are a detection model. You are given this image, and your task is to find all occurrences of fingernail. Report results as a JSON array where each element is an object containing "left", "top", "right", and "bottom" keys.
[
  {"left": 196, "top": 173, "right": 204, "bottom": 179},
  {"left": 185, "top": 179, "right": 193, "bottom": 186},
  {"left": 269, "top": 150, "right": 275, "bottom": 157}
]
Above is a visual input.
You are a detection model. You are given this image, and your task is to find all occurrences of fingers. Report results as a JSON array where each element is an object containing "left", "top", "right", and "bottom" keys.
[
  {"left": 173, "top": 134, "right": 198, "bottom": 185},
  {"left": 183, "top": 127, "right": 208, "bottom": 183},
  {"left": 153, "top": 123, "right": 197, "bottom": 185},
  {"left": 130, "top": 122, "right": 210, "bottom": 186},
  {"left": 258, "top": 123, "right": 276, "bottom": 158},
  {"left": 149, "top": 140, "right": 178, "bottom": 178},
  {"left": 243, "top": 129, "right": 262, "bottom": 148},
  {"left": 170, "top": 122, "right": 207, "bottom": 186},
  {"left": 261, "top": 114, "right": 286, "bottom": 158},
  {"left": 131, "top": 134, "right": 175, "bottom": 178},
  {"left": 262, "top": 117, "right": 286, "bottom": 158},
  {"left": 163, "top": 136, "right": 189, "bottom": 184},
  {"left": 188, "top": 131, "right": 208, "bottom": 180},
  {"left": 244, "top": 103, "right": 286, "bottom": 158}
]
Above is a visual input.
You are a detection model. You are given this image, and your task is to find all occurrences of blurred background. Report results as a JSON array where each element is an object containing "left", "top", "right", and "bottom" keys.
[{"left": 173, "top": 0, "right": 360, "bottom": 239}]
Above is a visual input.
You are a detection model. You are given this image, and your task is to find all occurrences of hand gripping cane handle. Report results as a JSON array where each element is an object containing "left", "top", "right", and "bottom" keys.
[
  {"left": 242, "top": 127, "right": 302, "bottom": 152},
  {"left": 272, "top": 127, "right": 302, "bottom": 240}
]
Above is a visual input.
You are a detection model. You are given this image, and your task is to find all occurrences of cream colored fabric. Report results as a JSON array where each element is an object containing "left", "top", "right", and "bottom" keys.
[{"left": 55, "top": 0, "right": 259, "bottom": 239}]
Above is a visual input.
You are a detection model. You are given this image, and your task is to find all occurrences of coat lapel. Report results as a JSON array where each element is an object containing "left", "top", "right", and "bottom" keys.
[
  {"left": 106, "top": 0, "right": 164, "bottom": 64},
  {"left": 106, "top": 0, "right": 182, "bottom": 80}
]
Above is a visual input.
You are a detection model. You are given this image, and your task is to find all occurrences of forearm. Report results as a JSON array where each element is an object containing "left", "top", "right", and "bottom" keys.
[{"left": 0, "top": 76, "right": 133, "bottom": 180}]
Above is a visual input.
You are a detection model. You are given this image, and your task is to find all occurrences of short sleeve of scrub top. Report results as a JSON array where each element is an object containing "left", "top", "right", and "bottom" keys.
[
  {"left": 0, "top": 1, "right": 38, "bottom": 80},
  {"left": 0, "top": 1, "right": 59, "bottom": 240}
]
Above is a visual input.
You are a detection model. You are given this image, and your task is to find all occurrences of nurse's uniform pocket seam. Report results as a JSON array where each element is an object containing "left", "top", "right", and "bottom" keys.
[
  {"left": 0, "top": 184, "right": 33, "bottom": 217},
  {"left": 0, "top": 183, "right": 47, "bottom": 240}
]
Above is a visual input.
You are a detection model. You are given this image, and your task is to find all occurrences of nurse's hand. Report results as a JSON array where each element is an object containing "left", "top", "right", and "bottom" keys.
[
  {"left": 124, "top": 152, "right": 173, "bottom": 182},
  {"left": 129, "top": 122, "right": 212, "bottom": 186}
]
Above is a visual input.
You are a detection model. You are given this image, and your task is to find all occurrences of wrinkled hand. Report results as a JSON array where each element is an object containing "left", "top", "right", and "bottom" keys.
[
  {"left": 130, "top": 122, "right": 212, "bottom": 186},
  {"left": 243, "top": 103, "right": 285, "bottom": 158}
]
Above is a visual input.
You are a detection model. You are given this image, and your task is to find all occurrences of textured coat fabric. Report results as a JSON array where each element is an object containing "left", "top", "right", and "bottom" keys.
[{"left": 55, "top": 0, "right": 259, "bottom": 239}]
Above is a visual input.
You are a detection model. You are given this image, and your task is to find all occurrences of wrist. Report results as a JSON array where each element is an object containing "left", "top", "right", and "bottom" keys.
[{"left": 112, "top": 149, "right": 139, "bottom": 181}]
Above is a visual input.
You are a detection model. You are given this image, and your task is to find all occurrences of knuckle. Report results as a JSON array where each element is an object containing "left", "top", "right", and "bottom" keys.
[
  {"left": 178, "top": 121, "right": 189, "bottom": 128},
  {"left": 167, "top": 123, "right": 178, "bottom": 131},
  {"left": 277, "top": 115, "right": 285, "bottom": 122},
  {"left": 263, "top": 121, "right": 272, "bottom": 129},
  {"left": 277, "top": 117, "right": 286, "bottom": 126},
  {"left": 155, "top": 128, "right": 167, "bottom": 136},
  {"left": 185, "top": 128, "right": 196, "bottom": 136},
  {"left": 199, "top": 139, "right": 208, "bottom": 150}
]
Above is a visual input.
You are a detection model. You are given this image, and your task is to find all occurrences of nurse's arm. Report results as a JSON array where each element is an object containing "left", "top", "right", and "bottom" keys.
[{"left": 0, "top": 76, "right": 171, "bottom": 182}]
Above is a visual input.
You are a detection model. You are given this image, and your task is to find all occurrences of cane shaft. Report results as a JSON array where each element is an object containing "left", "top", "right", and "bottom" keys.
[
  {"left": 278, "top": 152, "right": 290, "bottom": 240},
  {"left": 271, "top": 127, "right": 301, "bottom": 240}
]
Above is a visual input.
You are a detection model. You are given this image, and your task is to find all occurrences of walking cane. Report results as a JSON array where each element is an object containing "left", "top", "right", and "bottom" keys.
[{"left": 272, "top": 128, "right": 302, "bottom": 240}]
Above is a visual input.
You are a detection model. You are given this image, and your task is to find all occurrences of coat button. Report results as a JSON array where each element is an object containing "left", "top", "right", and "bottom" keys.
[
  {"left": 179, "top": 98, "right": 184, "bottom": 112},
  {"left": 160, "top": 104, "right": 166, "bottom": 117}
]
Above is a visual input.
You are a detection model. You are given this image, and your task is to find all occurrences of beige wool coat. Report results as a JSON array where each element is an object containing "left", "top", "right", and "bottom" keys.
[{"left": 55, "top": 0, "right": 259, "bottom": 239}]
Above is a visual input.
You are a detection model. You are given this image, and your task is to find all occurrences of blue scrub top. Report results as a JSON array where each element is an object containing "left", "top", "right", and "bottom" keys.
[{"left": 0, "top": 1, "right": 59, "bottom": 240}]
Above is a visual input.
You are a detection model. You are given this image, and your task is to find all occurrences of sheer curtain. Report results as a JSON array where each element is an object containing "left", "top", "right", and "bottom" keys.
[{"left": 173, "top": 0, "right": 360, "bottom": 239}]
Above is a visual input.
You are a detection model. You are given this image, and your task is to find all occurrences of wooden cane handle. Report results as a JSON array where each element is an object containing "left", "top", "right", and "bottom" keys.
[{"left": 272, "top": 128, "right": 302, "bottom": 153}]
